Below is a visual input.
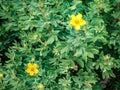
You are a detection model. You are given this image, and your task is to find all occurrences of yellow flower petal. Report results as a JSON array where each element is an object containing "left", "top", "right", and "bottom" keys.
[
  {"left": 28, "top": 63, "right": 32, "bottom": 67},
  {"left": 29, "top": 72, "right": 34, "bottom": 76},
  {"left": 75, "top": 26, "right": 81, "bottom": 30},
  {"left": 80, "top": 20, "right": 86, "bottom": 26},
  {"left": 33, "top": 64, "right": 38, "bottom": 68},
  {"left": 25, "top": 69, "right": 30, "bottom": 73},
  {"left": 70, "top": 14, "right": 76, "bottom": 19},
  {"left": 77, "top": 13, "right": 82, "bottom": 19},
  {"left": 69, "top": 20, "right": 75, "bottom": 26},
  {"left": 69, "top": 20, "right": 73, "bottom": 25},
  {"left": 34, "top": 69, "right": 39, "bottom": 74}
]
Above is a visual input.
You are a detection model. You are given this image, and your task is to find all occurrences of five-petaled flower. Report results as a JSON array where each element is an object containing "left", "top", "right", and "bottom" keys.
[
  {"left": 26, "top": 63, "right": 39, "bottom": 76},
  {"left": 69, "top": 13, "right": 86, "bottom": 30}
]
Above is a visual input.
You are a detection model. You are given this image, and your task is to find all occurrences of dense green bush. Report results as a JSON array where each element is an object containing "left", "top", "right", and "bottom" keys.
[{"left": 0, "top": 0, "right": 120, "bottom": 90}]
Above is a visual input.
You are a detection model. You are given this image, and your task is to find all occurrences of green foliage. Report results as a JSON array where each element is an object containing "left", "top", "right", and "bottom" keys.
[{"left": 0, "top": 0, "right": 120, "bottom": 90}]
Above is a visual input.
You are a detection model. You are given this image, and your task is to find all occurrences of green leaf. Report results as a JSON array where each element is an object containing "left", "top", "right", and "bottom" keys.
[
  {"left": 90, "top": 48, "right": 99, "bottom": 54},
  {"left": 61, "top": 46, "right": 69, "bottom": 54},
  {"left": 82, "top": 52, "right": 87, "bottom": 61},
  {"left": 74, "top": 49, "right": 82, "bottom": 57},
  {"left": 76, "top": 59, "right": 84, "bottom": 68},
  {"left": 46, "top": 36, "right": 54, "bottom": 45},
  {"left": 87, "top": 52, "right": 94, "bottom": 58}
]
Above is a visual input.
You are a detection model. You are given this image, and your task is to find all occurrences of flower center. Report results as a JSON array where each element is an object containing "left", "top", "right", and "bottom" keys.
[
  {"left": 75, "top": 19, "right": 80, "bottom": 24},
  {"left": 31, "top": 67, "right": 35, "bottom": 71}
]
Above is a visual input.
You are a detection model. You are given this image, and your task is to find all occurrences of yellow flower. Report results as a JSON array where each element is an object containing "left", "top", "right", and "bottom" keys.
[
  {"left": 25, "top": 63, "right": 39, "bottom": 76},
  {"left": 34, "top": 34, "right": 38, "bottom": 39},
  {"left": 69, "top": 13, "right": 86, "bottom": 30},
  {"left": 0, "top": 73, "right": 3, "bottom": 78},
  {"left": 38, "top": 84, "right": 44, "bottom": 90}
]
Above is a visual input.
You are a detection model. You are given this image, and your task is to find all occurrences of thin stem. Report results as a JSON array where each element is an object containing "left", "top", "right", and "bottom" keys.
[{"left": 97, "top": 0, "right": 100, "bottom": 16}]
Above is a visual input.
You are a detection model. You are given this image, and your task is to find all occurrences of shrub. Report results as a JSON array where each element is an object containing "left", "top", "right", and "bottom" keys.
[{"left": 0, "top": 0, "right": 120, "bottom": 90}]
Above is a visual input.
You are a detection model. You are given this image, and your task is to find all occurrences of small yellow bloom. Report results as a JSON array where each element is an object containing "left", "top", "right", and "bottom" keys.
[
  {"left": 43, "top": 42, "right": 47, "bottom": 47},
  {"left": 0, "top": 73, "right": 3, "bottom": 78},
  {"left": 65, "top": 66, "right": 69, "bottom": 70},
  {"left": 34, "top": 34, "right": 38, "bottom": 39},
  {"left": 38, "top": 84, "right": 44, "bottom": 90},
  {"left": 69, "top": 13, "right": 86, "bottom": 30},
  {"left": 25, "top": 63, "right": 39, "bottom": 76}
]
